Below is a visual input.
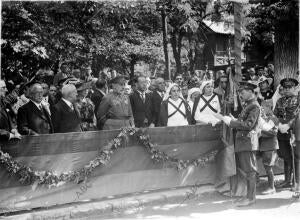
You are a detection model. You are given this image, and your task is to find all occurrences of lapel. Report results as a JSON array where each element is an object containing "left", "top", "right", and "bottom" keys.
[
  {"left": 0, "top": 104, "right": 12, "bottom": 130},
  {"left": 135, "top": 90, "right": 144, "bottom": 103},
  {"left": 60, "top": 100, "right": 80, "bottom": 119},
  {"left": 29, "top": 101, "right": 48, "bottom": 121},
  {"left": 154, "top": 90, "right": 162, "bottom": 102}
]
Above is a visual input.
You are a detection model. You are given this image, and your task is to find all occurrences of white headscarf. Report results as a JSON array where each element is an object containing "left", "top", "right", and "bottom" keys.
[
  {"left": 187, "top": 87, "right": 201, "bottom": 103},
  {"left": 199, "top": 80, "right": 213, "bottom": 94},
  {"left": 163, "top": 83, "right": 182, "bottom": 101}
]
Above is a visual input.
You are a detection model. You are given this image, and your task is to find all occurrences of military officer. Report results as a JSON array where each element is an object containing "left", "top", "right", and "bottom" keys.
[
  {"left": 274, "top": 78, "right": 299, "bottom": 189},
  {"left": 96, "top": 76, "right": 135, "bottom": 130},
  {"left": 220, "top": 81, "right": 260, "bottom": 206}
]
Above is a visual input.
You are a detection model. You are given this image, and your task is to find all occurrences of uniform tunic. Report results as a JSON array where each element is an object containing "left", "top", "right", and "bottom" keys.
[
  {"left": 274, "top": 94, "right": 298, "bottom": 161},
  {"left": 229, "top": 98, "right": 260, "bottom": 176},
  {"left": 97, "top": 92, "right": 134, "bottom": 130},
  {"left": 274, "top": 94, "right": 298, "bottom": 139}
]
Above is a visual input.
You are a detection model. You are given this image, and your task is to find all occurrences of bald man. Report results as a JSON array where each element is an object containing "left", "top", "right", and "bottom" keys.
[
  {"left": 151, "top": 77, "right": 165, "bottom": 127},
  {"left": 17, "top": 83, "right": 53, "bottom": 135},
  {"left": 51, "top": 84, "right": 82, "bottom": 133}
]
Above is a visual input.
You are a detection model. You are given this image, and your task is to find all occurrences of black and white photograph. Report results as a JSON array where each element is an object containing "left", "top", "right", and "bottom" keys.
[{"left": 0, "top": 0, "right": 299, "bottom": 219}]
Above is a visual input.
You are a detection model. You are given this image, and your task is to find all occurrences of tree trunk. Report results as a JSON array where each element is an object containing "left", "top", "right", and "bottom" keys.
[
  {"left": 170, "top": 31, "right": 183, "bottom": 78},
  {"left": 187, "top": 34, "right": 195, "bottom": 74},
  {"left": 161, "top": 9, "right": 170, "bottom": 80},
  {"left": 130, "top": 59, "right": 136, "bottom": 79},
  {"left": 274, "top": 19, "right": 299, "bottom": 87}
]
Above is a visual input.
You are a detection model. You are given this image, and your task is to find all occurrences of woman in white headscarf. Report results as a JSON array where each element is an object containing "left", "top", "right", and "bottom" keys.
[
  {"left": 158, "top": 83, "right": 192, "bottom": 127},
  {"left": 192, "top": 80, "right": 221, "bottom": 126},
  {"left": 187, "top": 87, "right": 201, "bottom": 110}
]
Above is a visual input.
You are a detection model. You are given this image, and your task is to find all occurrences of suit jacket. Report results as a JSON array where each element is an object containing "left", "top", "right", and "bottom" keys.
[
  {"left": 90, "top": 89, "right": 104, "bottom": 114},
  {"left": 17, "top": 101, "right": 53, "bottom": 135},
  {"left": 151, "top": 90, "right": 163, "bottom": 127},
  {"left": 129, "top": 90, "right": 153, "bottom": 128},
  {"left": 158, "top": 98, "right": 192, "bottom": 127},
  {"left": 51, "top": 99, "right": 82, "bottom": 133},
  {"left": 229, "top": 98, "right": 260, "bottom": 152},
  {"left": 0, "top": 100, "right": 13, "bottom": 141}
]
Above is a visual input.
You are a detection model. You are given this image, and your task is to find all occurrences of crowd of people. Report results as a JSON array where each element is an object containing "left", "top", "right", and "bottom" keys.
[{"left": 0, "top": 62, "right": 300, "bottom": 206}]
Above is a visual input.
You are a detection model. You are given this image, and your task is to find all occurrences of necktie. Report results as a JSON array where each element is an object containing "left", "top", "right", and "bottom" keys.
[
  {"left": 70, "top": 104, "right": 74, "bottom": 111},
  {"left": 141, "top": 93, "right": 145, "bottom": 103}
]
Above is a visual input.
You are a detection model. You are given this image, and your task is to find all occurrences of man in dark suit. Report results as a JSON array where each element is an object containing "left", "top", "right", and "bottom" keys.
[
  {"left": 0, "top": 80, "right": 21, "bottom": 141},
  {"left": 90, "top": 79, "right": 107, "bottom": 114},
  {"left": 51, "top": 84, "right": 82, "bottom": 133},
  {"left": 151, "top": 77, "right": 165, "bottom": 127},
  {"left": 130, "top": 76, "right": 153, "bottom": 128},
  {"left": 17, "top": 83, "right": 53, "bottom": 135}
]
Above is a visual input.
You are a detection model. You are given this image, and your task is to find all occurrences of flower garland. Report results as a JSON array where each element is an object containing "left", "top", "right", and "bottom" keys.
[{"left": 0, "top": 127, "right": 218, "bottom": 188}]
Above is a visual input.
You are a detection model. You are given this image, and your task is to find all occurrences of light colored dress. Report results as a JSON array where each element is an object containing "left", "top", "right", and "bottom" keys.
[
  {"left": 194, "top": 94, "right": 221, "bottom": 125},
  {"left": 167, "top": 98, "right": 189, "bottom": 127}
]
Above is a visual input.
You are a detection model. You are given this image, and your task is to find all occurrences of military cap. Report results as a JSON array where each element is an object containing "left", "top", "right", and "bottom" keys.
[
  {"left": 110, "top": 75, "right": 126, "bottom": 85},
  {"left": 280, "top": 78, "right": 299, "bottom": 88},
  {"left": 238, "top": 81, "right": 257, "bottom": 91}
]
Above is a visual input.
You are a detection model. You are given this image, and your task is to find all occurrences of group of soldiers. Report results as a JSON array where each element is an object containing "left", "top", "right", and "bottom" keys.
[{"left": 219, "top": 78, "right": 300, "bottom": 207}]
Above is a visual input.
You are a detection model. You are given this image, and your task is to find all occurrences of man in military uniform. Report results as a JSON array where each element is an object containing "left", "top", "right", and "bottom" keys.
[
  {"left": 96, "top": 76, "right": 135, "bottom": 130},
  {"left": 220, "top": 81, "right": 261, "bottom": 206},
  {"left": 274, "top": 78, "right": 299, "bottom": 189}
]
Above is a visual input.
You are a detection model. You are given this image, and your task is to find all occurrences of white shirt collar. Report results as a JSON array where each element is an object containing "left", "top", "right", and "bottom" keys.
[{"left": 62, "top": 98, "right": 73, "bottom": 108}]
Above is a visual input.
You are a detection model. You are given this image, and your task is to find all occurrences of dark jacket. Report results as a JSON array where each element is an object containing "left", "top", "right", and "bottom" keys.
[
  {"left": 90, "top": 89, "right": 104, "bottom": 114},
  {"left": 51, "top": 99, "right": 82, "bottom": 133},
  {"left": 158, "top": 98, "right": 192, "bottom": 127},
  {"left": 229, "top": 98, "right": 260, "bottom": 152},
  {"left": 0, "top": 100, "right": 13, "bottom": 141},
  {"left": 129, "top": 90, "right": 153, "bottom": 128},
  {"left": 17, "top": 101, "right": 53, "bottom": 135},
  {"left": 151, "top": 90, "right": 163, "bottom": 127}
]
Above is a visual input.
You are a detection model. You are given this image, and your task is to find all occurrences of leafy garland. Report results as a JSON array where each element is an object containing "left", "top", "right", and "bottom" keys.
[{"left": 0, "top": 127, "right": 218, "bottom": 188}]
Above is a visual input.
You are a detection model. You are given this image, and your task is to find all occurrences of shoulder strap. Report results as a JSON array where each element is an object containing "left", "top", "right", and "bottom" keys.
[{"left": 199, "top": 94, "right": 218, "bottom": 113}]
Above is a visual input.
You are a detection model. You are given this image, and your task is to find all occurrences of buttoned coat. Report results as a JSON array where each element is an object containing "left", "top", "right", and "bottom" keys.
[
  {"left": 229, "top": 98, "right": 260, "bottom": 152},
  {"left": 17, "top": 101, "right": 53, "bottom": 135}
]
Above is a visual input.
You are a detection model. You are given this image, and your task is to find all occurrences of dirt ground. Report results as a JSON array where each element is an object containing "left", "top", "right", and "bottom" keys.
[{"left": 78, "top": 180, "right": 300, "bottom": 220}]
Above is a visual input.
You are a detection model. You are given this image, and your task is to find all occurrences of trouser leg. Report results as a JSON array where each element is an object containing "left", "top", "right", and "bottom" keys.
[
  {"left": 236, "top": 151, "right": 257, "bottom": 200},
  {"left": 265, "top": 166, "right": 275, "bottom": 189},
  {"left": 294, "top": 142, "right": 300, "bottom": 191},
  {"left": 246, "top": 172, "right": 257, "bottom": 200}
]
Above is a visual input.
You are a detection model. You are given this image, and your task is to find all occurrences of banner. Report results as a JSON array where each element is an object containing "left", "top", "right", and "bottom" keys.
[{"left": 0, "top": 124, "right": 236, "bottom": 213}]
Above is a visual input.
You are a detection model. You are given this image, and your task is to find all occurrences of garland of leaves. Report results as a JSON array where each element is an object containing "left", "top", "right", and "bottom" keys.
[{"left": 0, "top": 127, "right": 218, "bottom": 188}]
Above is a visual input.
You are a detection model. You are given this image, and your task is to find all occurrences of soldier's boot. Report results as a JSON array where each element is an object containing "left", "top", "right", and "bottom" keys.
[
  {"left": 261, "top": 167, "right": 276, "bottom": 195},
  {"left": 237, "top": 172, "right": 256, "bottom": 207},
  {"left": 278, "top": 162, "right": 293, "bottom": 189}
]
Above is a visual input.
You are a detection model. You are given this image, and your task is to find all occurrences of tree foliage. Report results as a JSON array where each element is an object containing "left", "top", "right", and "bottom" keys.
[
  {"left": 246, "top": 0, "right": 299, "bottom": 85},
  {"left": 1, "top": 1, "right": 164, "bottom": 81}
]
